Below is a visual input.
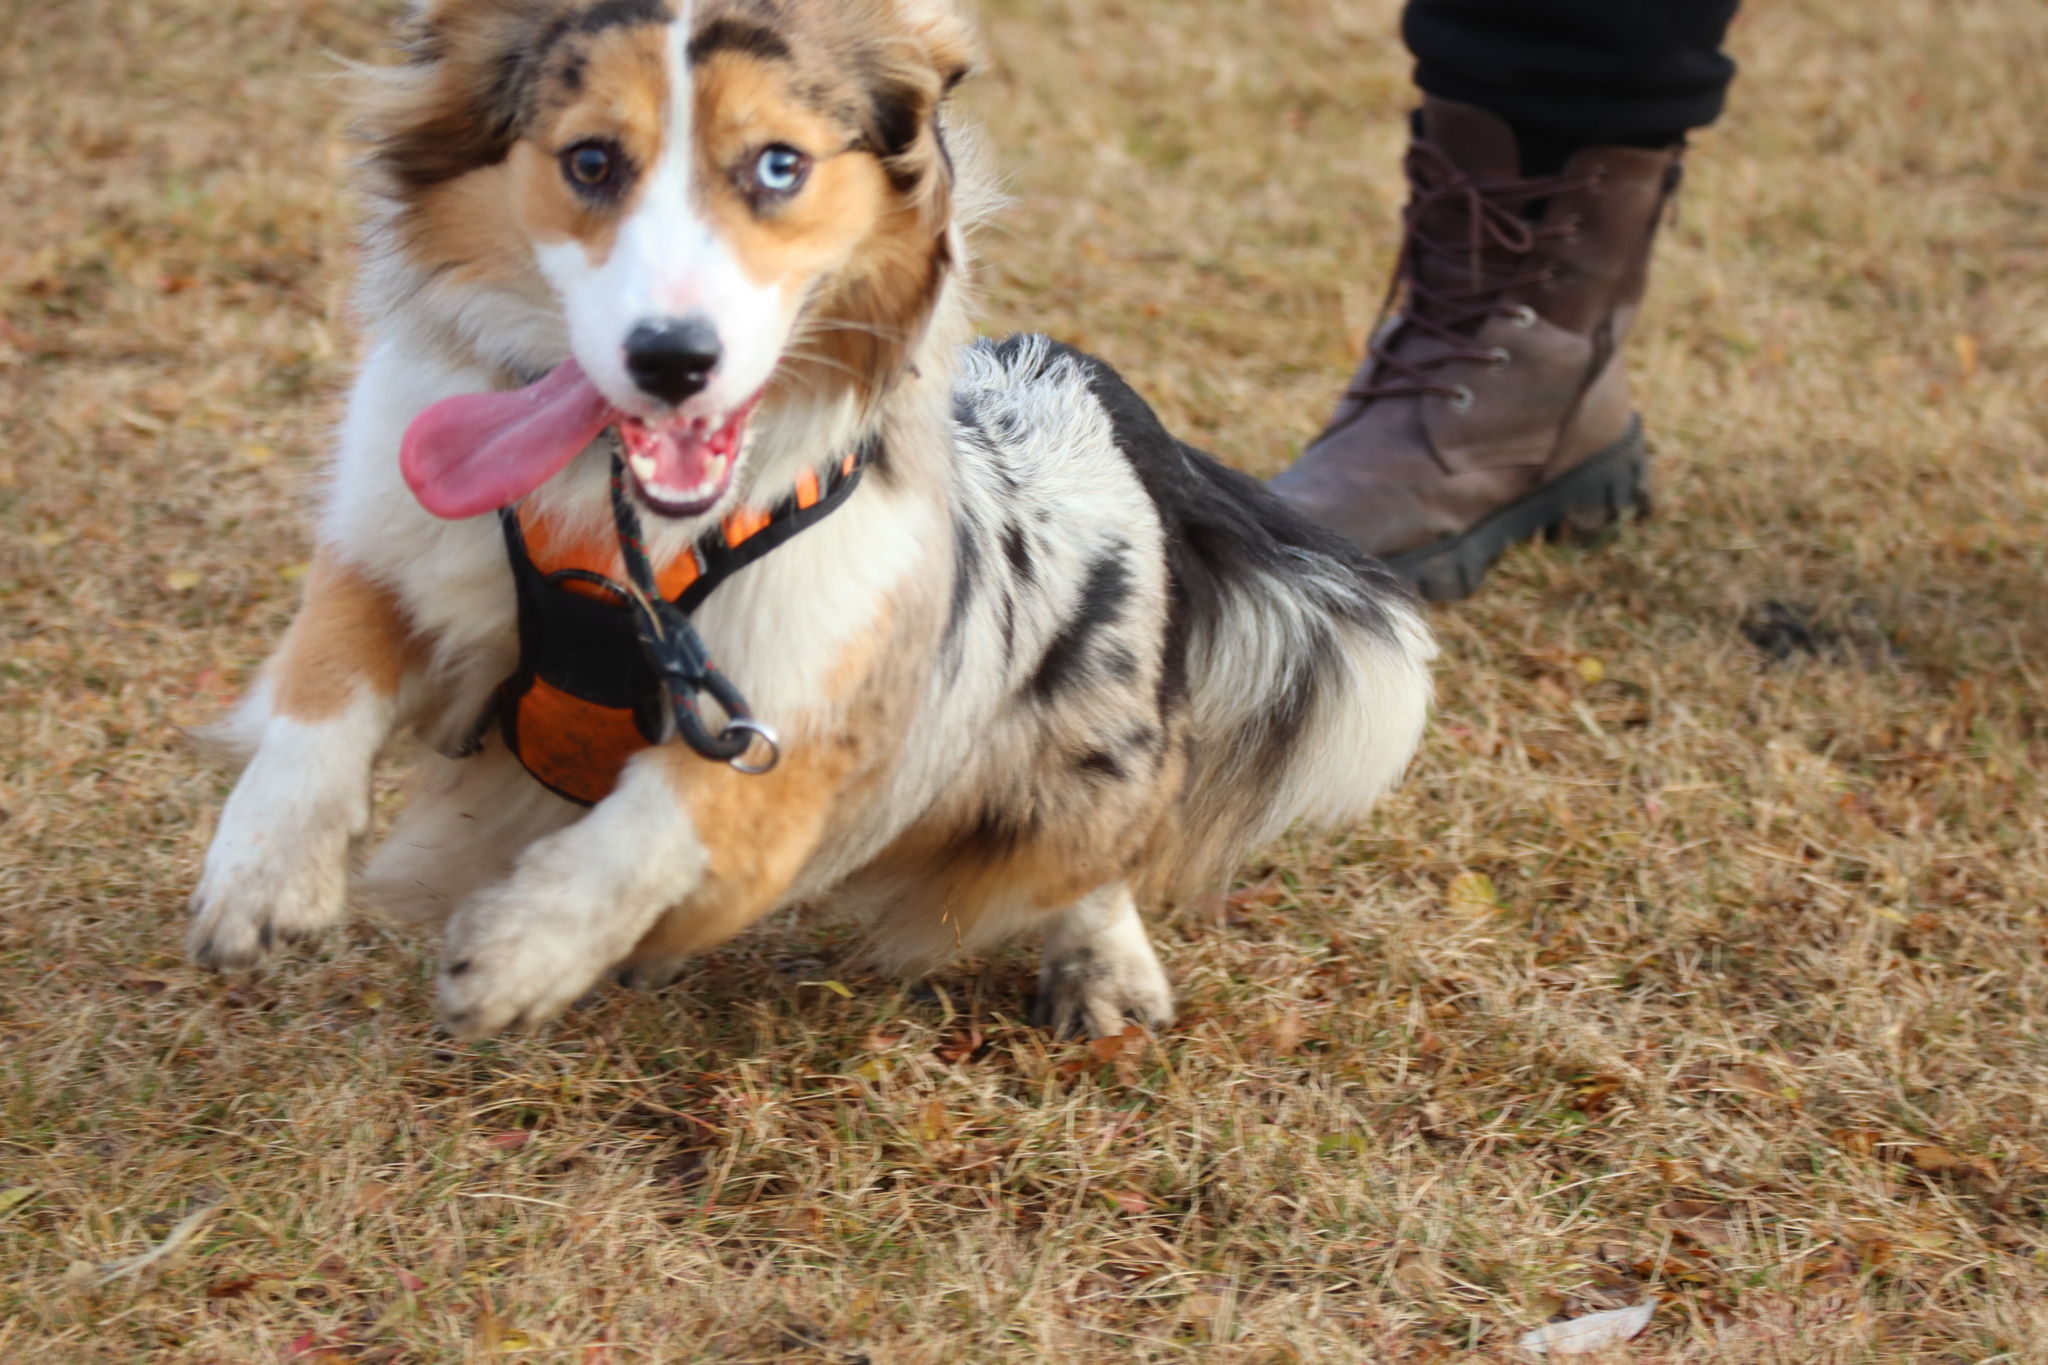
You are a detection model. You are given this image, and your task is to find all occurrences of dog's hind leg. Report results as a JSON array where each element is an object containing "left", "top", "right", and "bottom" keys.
[{"left": 1031, "top": 882, "right": 1174, "bottom": 1039}]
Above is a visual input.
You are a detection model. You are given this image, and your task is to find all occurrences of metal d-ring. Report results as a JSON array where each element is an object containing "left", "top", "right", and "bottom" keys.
[{"left": 722, "top": 717, "right": 782, "bottom": 775}]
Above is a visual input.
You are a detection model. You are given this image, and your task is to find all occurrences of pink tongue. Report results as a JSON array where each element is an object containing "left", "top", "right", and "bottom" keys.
[{"left": 399, "top": 359, "right": 617, "bottom": 519}]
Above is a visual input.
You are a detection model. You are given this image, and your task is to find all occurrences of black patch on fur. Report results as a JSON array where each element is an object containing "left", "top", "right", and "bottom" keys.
[
  {"left": 378, "top": 1, "right": 673, "bottom": 190},
  {"left": 1001, "top": 521, "right": 1034, "bottom": 584},
  {"left": 943, "top": 512, "right": 982, "bottom": 651},
  {"left": 688, "top": 17, "right": 790, "bottom": 64},
  {"left": 1030, "top": 543, "right": 1132, "bottom": 699},
  {"left": 1077, "top": 748, "right": 1125, "bottom": 780},
  {"left": 1002, "top": 337, "right": 1409, "bottom": 790},
  {"left": 575, "top": 0, "right": 673, "bottom": 36},
  {"left": 963, "top": 804, "right": 1034, "bottom": 860},
  {"left": 864, "top": 79, "right": 925, "bottom": 192}
]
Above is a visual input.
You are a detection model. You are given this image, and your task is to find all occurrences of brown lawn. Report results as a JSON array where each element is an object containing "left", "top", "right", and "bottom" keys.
[{"left": 2, "top": 0, "right": 2046, "bottom": 1359}]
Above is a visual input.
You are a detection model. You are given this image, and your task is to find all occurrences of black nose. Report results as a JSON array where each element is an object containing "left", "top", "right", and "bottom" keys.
[{"left": 623, "top": 317, "right": 721, "bottom": 405}]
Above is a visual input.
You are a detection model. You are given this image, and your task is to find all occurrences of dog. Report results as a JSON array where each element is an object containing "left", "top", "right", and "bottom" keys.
[{"left": 187, "top": 0, "right": 1435, "bottom": 1041}]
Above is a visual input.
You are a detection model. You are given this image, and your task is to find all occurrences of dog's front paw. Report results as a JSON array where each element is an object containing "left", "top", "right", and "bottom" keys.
[
  {"left": 435, "top": 886, "right": 619, "bottom": 1040},
  {"left": 188, "top": 820, "right": 352, "bottom": 971}
]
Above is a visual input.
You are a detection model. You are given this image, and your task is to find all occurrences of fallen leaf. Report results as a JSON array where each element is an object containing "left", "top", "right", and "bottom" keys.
[
  {"left": 0, "top": 1186, "right": 37, "bottom": 1217},
  {"left": 806, "top": 979, "right": 853, "bottom": 998},
  {"left": 1908, "top": 1144, "right": 1958, "bottom": 1175},
  {"left": 394, "top": 1267, "right": 426, "bottom": 1293},
  {"left": 486, "top": 1131, "right": 533, "bottom": 1151},
  {"left": 1446, "top": 871, "right": 1500, "bottom": 911},
  {"left": 1803, "top": 1243, "right": 1856, "bottom": 1284},
  {"left": 30, "top": 530, "right": 64, "bottom": 548},
  {"left": 476, "top": 1302, "right": 504, "bottom": 1351},
  {"left": 1656, "top": 1159, "right": 1700, "bottom": 1185},
  {"left": 1574, "top": 657, "right": 1605, "bottom": 684},
  {"left": 1571, "top": 1075, "right": 1626, "bottom": 1113},
  {"left": 164, "top": 570, "right": 201, "bottom": 592},
  {"left": 1953, "top": 332, "right": 1978, "bottom": 380},
  {"left": 1722, "top": 1062, "right": 1791, "bottom": 1102},
  {"left": 1519, "top": 1301, "right": 1654, "bottom": 1355},
  {"left": 1268, "top": 1005, "right": 1307, "bottom": 1056},
  {"left": 277, "top": 561, "right": 310, "bottom": 582},
  {"left": 932, "top": 1027, "right": 982, "bottom": 1065},
  {"left": 861, "top": 1028, "right": 904, "bottom": 1052},
  {"left": 359, "top": 988, "right": 385, "bottom": 1011},
  {"left": 1107, "top": 1189, "right": 1150, "bottom": 1215},
  {"left": 116, "top": 967, "right": 177, "bottom": 994},
  {"left": 1224, "top": 881, "right": 1287, "bottom": 920},
  {"left": 917, "top": 1096, "right": 951, "bottom": 1143},
  {"left": 1088, "top": 1024, "right": 1145, "bottom": 1065},
  {"left": 92, "top": 1201, "right": 224, "bottom": 1285},
  {"left": 1831, "top": 1128, "right": 1882, "bottom": 1157}
]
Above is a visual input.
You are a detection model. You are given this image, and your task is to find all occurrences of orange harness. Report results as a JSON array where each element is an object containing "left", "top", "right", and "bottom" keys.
[{"left": 490, "top": 444, "right": 869, "bottom": 805}]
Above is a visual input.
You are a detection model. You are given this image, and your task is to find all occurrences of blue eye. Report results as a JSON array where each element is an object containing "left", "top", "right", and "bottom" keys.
[{"left": 753, "top": 145, "right": 808, "bottom": 195}]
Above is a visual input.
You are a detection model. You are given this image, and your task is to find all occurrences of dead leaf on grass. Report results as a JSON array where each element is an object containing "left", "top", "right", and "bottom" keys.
[
  {"left": 1518, "top": 1301, "right": 1654, "bottom": 1354},
  {"left": 1268, "top": 1004, "right": 1307, "bottom": 1056},
  {"left": 1446, "top": 870, "right": 1501, "bottom": 911},
  {"left": 932, "top": 1027, "right": 982, "bottom": 1065},
  {"left": 115, "top": 967, "right": 178, "bottom": 993},
  {"left": 1570, "top": 1075, "right": 1627, "bottom": 1113},
  {"left": 1656, "top": 1198, "right": 1737, "bottom": 1250},
  {"left": 917, "top": 1096, "right": 952, "bottom": 1143},
  {"left": 1106, "top": 1189, "right": 1150, "bottom": 1215}
]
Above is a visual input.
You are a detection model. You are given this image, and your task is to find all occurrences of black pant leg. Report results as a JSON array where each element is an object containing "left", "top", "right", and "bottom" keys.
[{"left": 1403, "top": 0, "right": 1739, "bottom": 152}]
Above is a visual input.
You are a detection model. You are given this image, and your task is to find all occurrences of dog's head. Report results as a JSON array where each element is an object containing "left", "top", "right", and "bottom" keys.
[{"left": 367, "top": 0, "right": 975, "bottom": 519}]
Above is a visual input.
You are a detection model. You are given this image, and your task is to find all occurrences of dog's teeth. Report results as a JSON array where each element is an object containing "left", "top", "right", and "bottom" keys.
[{"left": 626, "top": 451, "right": 658, "bottom": 485}]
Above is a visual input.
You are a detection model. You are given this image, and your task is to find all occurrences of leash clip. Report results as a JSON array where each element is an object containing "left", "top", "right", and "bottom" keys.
[{"left": 609, "top": 457, "right": 781, "bottom": 775}]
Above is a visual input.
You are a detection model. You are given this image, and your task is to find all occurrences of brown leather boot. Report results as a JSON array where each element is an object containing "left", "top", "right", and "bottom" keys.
[{"left": 1270, "top": 97, "right": 1682, "bottom": 601}]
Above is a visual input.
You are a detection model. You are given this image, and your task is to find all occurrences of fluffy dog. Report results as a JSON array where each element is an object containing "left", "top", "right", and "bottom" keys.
[{"left": 188, "top": 0, "right": 1435, "bottom": 1040}]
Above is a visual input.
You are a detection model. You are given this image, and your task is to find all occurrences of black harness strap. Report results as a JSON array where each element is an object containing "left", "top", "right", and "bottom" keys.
[{"left": 491, "top": 438, "right": 875, "bottom": 779}]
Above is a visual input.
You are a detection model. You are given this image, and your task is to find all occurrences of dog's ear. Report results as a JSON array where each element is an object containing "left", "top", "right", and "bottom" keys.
[
  {"left": 363, "top": 0, "right": 555, "bottom": 192},
  {"left": 892, "top": 0, "right": 979, "bottom": 94},
  {"left": 860, "top": 0, "right": 979, "bottom": 223}
]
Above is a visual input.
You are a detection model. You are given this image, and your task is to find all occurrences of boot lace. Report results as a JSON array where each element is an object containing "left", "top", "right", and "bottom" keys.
[{"left": 1350, "top": 141, "right": 1601, "bottom": 406}]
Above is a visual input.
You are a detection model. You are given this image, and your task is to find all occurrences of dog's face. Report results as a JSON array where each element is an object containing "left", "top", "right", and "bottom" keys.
[{"left": 371, "top": 0, "right": 973, "bottom": 514}]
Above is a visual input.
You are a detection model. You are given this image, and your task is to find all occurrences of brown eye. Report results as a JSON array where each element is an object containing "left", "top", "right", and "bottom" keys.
[{"left": 562, "top": 141, "right": 617, "bottom": 191}]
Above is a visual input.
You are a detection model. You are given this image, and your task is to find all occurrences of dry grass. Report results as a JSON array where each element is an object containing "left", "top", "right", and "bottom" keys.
[{"left": 3, "top": 0, "right": 2047, "bottom": 1359}]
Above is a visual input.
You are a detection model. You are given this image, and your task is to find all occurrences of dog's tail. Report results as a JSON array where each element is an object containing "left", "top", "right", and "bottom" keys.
[{"left": 1076, "top": 356, "right": 1437, "bottom": 899}]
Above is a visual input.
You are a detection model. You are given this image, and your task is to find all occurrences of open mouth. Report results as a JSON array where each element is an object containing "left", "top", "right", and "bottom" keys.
[
  {"left": 397, "top": 358, "right": 762, "bottom": 523},
  {"left": 616, "top": 395, "right": 758, "bottom": 518}
]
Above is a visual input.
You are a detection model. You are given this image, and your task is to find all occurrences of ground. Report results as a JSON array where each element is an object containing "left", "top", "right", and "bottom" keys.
[{"left": 2, "top": 0, "right": 2046, "bottom": 1360}]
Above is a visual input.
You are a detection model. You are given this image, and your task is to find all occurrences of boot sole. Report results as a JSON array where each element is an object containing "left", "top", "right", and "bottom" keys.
[{"left": 1382, "top": 417, "right": 1651, "bottom": 603}]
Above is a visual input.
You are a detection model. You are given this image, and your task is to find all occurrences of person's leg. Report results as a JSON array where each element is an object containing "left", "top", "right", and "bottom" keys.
[{"left": 1270, "top": 1, "right": 1738, "bottom": 601}]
